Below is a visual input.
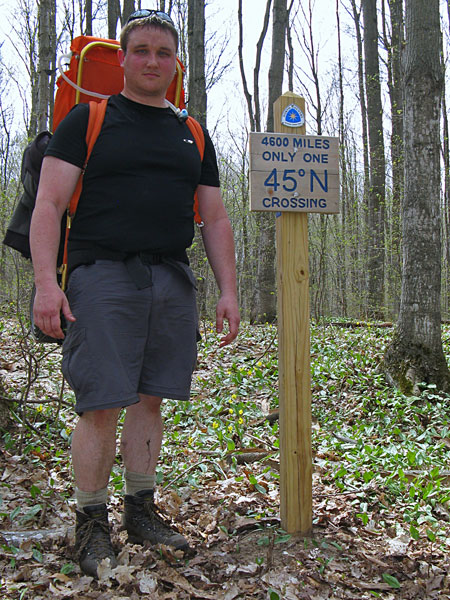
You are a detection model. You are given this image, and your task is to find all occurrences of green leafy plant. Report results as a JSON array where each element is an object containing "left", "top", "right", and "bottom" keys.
[{"left": 382, "top": 573, "right": 401, "bottom": 589}]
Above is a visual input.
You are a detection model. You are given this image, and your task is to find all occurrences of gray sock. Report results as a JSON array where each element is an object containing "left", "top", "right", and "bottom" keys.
[
  {"left": 124, "top": 469, "right": 156, "bottom": 496},
  {"left": 75, "top": 486, "right": 108, "bottom": 512}
]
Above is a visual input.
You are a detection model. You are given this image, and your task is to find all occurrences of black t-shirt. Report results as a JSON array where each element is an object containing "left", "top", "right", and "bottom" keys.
[{"left": 45, "top": 94, "right": 220, "bottom": 255}]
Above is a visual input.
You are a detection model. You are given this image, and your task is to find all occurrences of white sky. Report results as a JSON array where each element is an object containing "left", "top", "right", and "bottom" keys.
[
  {"left": 207, "top": 0, "right": 346, "bottom": 138},
  {"left": 0, "top": 0, "right": 344, "bottom": 137}
]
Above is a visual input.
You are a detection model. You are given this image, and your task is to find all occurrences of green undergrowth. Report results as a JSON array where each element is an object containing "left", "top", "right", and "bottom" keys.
[
  {"left": 159, "top": 321, "right": 450, "bottom": 547},
  {"left": 2, "top": 319, "right": 450, "bottom": 550},
  {"left": 310, "top": 322, "right": 450, "bottom": 547}
]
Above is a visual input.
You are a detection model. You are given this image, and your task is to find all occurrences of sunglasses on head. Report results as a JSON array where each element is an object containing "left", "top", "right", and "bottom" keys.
[{"left": 126, "top": 9, "right": 174, "bottom": 26}]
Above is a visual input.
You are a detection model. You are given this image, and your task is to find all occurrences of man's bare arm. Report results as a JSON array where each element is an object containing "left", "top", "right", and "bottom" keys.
[
  {"left": 29, "top": 156, "right": 82, "bottom": 339},
  {"left": 197, "top": 184, "right": 240, "bottom": 346}
]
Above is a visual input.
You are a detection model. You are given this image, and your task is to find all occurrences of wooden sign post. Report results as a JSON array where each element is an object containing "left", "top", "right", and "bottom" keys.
[{"left": 249, "top": 92, "right": 339, "bottom": 534}]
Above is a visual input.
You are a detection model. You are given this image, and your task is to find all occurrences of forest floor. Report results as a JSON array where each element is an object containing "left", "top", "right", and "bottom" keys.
[{"left": 0, "top": 316, "right": 449, "bottom": 599}]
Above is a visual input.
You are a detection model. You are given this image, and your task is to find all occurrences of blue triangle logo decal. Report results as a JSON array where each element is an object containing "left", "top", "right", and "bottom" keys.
[{"left": 281, "top": 103, "right": 305, "bottom": 128}]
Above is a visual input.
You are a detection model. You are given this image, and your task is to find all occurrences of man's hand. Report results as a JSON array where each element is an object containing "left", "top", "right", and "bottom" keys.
[
  {"left": 216, "top": 292, "right": 240, "bottom": 347},
  {"left": 197, "top": 185, "right": 241, "bottom": 347},
  {"left": 33, "top": 283, "right": 76, "bottom": 340},
  {"left": 29, "top": 156, "right": 82, "bottom": 339}
]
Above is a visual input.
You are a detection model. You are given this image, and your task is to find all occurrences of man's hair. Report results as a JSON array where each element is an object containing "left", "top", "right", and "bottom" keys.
[{"left": 120, "top": 16, "right": 179, "bottom": 53}]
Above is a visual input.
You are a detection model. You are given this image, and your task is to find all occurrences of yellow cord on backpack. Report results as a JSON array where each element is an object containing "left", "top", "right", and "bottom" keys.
[{"left": 61, "top": 214, "right": 72, "bottom": 292}]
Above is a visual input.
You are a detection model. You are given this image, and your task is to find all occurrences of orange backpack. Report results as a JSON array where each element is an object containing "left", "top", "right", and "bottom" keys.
[{"left": 53, "top": 35, "right": 187, "bottom": 129}]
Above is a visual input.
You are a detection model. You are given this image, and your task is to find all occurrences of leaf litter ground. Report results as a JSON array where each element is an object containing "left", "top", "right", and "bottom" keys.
[{"left": 0, "top": 318, "right": 449, "bottom": 599}]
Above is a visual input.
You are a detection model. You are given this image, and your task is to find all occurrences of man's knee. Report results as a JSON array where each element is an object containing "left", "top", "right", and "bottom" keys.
[
  {"left": 137, "top": 394, "right": 163, "bottom": 413},
  {"left": 79, "top": 407, "right": 121, "bottom": 429}
]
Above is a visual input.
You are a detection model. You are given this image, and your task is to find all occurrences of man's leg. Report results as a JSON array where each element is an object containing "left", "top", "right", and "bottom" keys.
[
  {"left": 72, "top": 407, "right": 121, "bottom": 493},
  {"left": 120, "top": 394, "right": 190, "bottom": 552},
  {"left": 120, "top": 394, "right": 163, "bottom": 480},
  {"left": 71, "top": 407, "right": 121, "bottom": 577}
]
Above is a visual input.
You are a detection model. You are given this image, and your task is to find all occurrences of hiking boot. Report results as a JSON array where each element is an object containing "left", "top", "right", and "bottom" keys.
[
  {"left": 123, "top": 489, "right": 191, "bottom": 553},
  {"left": 75, "top": 503, "right": 117, "bottom": 578}
]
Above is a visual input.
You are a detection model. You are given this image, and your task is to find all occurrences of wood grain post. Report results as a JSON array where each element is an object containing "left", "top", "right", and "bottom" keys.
[{"left": 274, "top": 92, "right": 313, "bottom": 534}]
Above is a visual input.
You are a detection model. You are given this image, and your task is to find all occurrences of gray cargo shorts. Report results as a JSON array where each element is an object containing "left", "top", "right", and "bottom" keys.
[{"left": 61, "top": 259, "right": 198, "bottom": 414}]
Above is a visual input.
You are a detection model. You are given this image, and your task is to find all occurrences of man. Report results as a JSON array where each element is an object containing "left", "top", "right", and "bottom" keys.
[{"left": 29, "top": 10, "right": 240, "bottom": 578}]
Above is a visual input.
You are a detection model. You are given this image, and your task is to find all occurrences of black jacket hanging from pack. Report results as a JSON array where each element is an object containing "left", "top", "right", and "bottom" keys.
[{"left": 3, "top": 131, "right": 66, "bottom": 264}]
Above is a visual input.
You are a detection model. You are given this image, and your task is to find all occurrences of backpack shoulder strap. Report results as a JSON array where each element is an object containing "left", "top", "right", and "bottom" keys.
[
  {"left": 186, "top": 116, "right": 205, "bottom": 159},
  {"left": 68, "top": 99, "right": 108, "bottom": 217},
  {"left": 61, "top": 99, "right": 108, "bottom": 288},
  {"left": 186, "top": 117, "right": 205, "bottom": 226},
  {"left": 86, "top": 99, "right": 108, "bottom": 156}
]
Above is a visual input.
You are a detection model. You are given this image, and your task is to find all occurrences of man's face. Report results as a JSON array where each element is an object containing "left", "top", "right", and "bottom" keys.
[{"left": 118, "top": 26, "right": 177, "bottom": 105}]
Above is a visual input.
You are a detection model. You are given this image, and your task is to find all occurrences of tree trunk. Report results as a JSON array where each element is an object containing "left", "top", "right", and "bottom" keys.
[
  {"left": 443, "top": 92, "right": 450, "bottom": 320},
  {"left": 122, "top": 0, "right": 136, "bottom": 27},
  {"left": 237, "top": 0, "right": 271, "bottom": 320},
  {"left": 442, "top": 16, "right": 450, "bottom": 321},
  {"left": 252, "top": 0, "right": 288, "bottom": 323},
  {"left": 108, "top": 0, "right": 121, "bottom": 39},
  {"left": 237, "top": 0, "right": 272, "bottom": 132},
  {"left": 37, "top": 0, "right": 55, "bottom": 133},
  {"left": 266, "top": 0, "right": 288, "bottom": 134},
  {"left": 254, "top": 0, "right": 273, "bottom": 132},
  {"left": 336, "top": 0, "right": 347, "bottom": 316},
  {"left": 350, "top": 0, "right": 370, "bottom": 315},
  {"left": 286, "top": 1, "right": 295, "bottom": 92},
  {"left": 85, "top": 0, "right": 93, "bottom": 36},
  {"left": 384, "top": 0, "right": 450, "bottom": 393},
  {"left": 187, "top": 0, "right": 207, "bottom": 126},
  {"left": 363, "top": 0, "right": 386, "bottom": 319},
  {"left": 48, "top": 2, "right": 57, "bottom": 129},
  {"left": 385, "top": 0, "right": 404, "bottom": 317},
  {"left": 297, "top": 0, "right": 329, "bottom": 317}
]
